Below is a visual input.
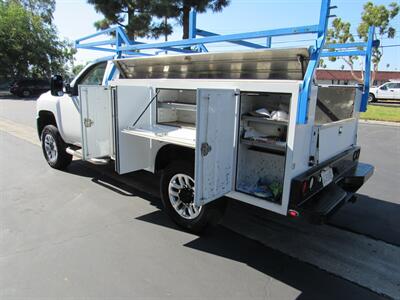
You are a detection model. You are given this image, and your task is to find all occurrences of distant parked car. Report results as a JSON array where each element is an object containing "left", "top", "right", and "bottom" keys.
[
  {"left": 369, "top": 81, "right": 400, "bottom": 102},
  {"left": 10, "top": 79, "right": 50, "bottom": 97}
]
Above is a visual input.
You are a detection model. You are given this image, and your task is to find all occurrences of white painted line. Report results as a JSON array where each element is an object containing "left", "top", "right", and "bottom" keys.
[
  {"left": 0, "top": 117, "right": 40, "bottom": 146},
  {"left": 223, "top": 203, "right": 400, "bottom": 299},
  {"left": 0, "top": 117, "right": 79, "bottom": 160}
]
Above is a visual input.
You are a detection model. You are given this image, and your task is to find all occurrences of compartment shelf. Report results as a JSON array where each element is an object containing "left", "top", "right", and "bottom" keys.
[
  {"left": 158, "top": 102, "right": 196, "bottom": 112},
  {"left": 122, "top": 124, "right": 196, "bottom": 148},
  {"left": 241, "top": 115, "right": 288, "bottom": 126},
  {"left": 241, "top": 137, "right": 286, "bottom": 154}
]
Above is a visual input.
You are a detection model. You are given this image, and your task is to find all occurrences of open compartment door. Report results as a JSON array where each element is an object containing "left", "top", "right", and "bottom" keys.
[
  {"left": 194, "top": 89, "right": 239, "bottom": 206},
  {"left": 79, "top": 85, "right": 113, "bottom": 160},
  {"left": 114, "top": 85, "right": 152, "bottom": 174}
]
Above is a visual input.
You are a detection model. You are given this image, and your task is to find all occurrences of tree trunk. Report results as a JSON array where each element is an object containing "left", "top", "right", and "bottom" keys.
[
  {"left": 371, "top": 63, "right": 378, "bottom": 86},
  {"left": 346, "top": 61, "right": 364, "bottom": 84},
  {"left": 182, "top": 5, "right": 190, "bottom": 39},
  {"left": 164, "top": 16, "right": 168, "bottom": 41},
  {"left": 127, "top": 7, "right": 135, "bottom": 40}
]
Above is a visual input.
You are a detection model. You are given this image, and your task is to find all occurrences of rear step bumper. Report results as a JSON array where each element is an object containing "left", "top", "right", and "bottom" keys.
[
  {"left": 289, "top": 148, "right": 374, "bottom": 223},
  {"left": 302, "top": 163, "right": 373, "bottom": 223}
]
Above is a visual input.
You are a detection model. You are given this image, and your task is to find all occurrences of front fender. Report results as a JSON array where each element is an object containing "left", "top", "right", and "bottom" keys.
[{"left": 36, "top": 91, "right": 68, "bottom": 142}]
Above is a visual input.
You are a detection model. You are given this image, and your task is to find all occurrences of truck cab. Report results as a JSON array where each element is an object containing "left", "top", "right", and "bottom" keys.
[{"left": 36, "top": 58, "right": 115, "bottom": 146}]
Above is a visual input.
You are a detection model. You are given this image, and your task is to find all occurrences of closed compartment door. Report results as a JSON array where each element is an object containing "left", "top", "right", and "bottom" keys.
[
  {"left": 194, "top": 89, "right": 239, "bottom": 206},
  {"left": 79, "top": 85, "right": 112, "bottom": 160}
]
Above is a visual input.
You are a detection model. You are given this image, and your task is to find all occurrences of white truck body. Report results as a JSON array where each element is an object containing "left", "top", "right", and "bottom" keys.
[{"left": 37, "top": 48, "right": 372, "bottom": 224}]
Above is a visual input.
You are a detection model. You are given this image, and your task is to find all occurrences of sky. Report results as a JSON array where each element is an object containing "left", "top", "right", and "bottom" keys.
[{"left": 53, "top": 0, "right": 400, "bottom": 71}]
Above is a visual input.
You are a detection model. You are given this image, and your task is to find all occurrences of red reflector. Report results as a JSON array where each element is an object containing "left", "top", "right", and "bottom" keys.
[{"left": 288, "top": 209, "right": 299, "bottom": 218}]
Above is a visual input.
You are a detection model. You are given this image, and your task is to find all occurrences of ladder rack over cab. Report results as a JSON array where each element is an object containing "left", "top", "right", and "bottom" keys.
[{"left": 48, "top": 0, "right": 376, "bottom": 231}]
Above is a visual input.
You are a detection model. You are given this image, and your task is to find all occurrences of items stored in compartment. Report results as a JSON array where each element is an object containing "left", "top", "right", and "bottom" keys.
[{"left": 236, "top": 92, "right": 290, "bottom": 202}]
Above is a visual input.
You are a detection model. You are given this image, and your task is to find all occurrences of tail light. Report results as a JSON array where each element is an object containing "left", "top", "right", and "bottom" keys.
[{"left": 288, "top": 209, "right": 299, "bottom": 218}]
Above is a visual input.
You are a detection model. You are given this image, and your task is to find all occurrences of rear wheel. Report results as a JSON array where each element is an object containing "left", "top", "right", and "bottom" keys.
[
  {"left": 160, "top": 161, "right": 226, "bottom": 233},
  {"left": 41, "top": 125, "right": 72, "bottom": 169}
]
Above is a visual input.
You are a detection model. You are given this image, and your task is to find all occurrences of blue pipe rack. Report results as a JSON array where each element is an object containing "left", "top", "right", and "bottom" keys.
[{"left": 75, "top": 0, "right": 377, "bottom": 124}]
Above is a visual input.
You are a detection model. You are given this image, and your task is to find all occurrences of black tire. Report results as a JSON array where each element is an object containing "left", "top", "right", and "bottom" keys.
[
  {"left": 368, "top": 93, "right": 377, "bottom": 103},
  {"left": 41, "top": 125, "right": 72, "bottom": 170},
  {"left": 21, "top": 89, "right": 32, "bottom": 98},
  {"left": 160, "top": 161, "right": 226, "bottom": 233}
]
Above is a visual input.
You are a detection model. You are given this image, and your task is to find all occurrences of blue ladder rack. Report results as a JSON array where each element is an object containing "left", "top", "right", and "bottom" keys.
[{"left": 74, "top": 0, "right": 377, "bottom": 123}]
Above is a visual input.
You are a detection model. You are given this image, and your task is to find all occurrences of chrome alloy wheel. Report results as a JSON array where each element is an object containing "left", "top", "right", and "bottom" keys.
[
  {"left": 168, "top": 173, "right": 201, "bottom": 219},
  {"left": 44, "top": 134, "right": 58, "bottom": 163}
]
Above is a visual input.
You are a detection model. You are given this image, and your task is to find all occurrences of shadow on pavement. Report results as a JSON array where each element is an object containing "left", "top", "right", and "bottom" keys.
[
  {"left": 329, "top": 194, "right": 400, "bottom": 246},
  {"left": 63, "top": 160, "right": 163, "bottom": 211},
  {"left": 60, "top": 160, "right": 391, "bottom": 299},
  {"left": 65, "top": 159, "right": 400, "bottom": 245},
  {"left": 136, "top": 210, "right": 384, "bottom": 300}
]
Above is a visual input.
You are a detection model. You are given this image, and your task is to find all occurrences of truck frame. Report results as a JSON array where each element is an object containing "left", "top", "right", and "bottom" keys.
[{"left": 37, "top": 0, "right": 375, "bottom": 232}]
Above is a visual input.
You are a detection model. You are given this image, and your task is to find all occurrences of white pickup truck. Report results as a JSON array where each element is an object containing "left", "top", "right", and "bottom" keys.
[
  {"left": 368, "top": 81, "right": 400, "bottom": 102},
  {"left": 36, "top": 0, "right": 376, "bottom": 232},
  {"left": 36, "top": 49, "right": 374, "bottom": 232}
]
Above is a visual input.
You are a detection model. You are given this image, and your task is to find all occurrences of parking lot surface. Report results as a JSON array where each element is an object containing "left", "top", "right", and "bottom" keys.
[{"left": 1, "top": 97, "right": 399, "bottom": 299}]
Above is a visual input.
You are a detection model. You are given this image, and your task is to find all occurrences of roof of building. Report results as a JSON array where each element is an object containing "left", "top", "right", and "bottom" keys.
[{"left": 316, "top": 69, "right": 400, "bottom": 81}]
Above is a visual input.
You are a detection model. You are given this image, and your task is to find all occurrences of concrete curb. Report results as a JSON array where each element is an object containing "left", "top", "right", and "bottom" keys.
[{"left": 360, "top": 119, "right": 400, "bottom": 127}]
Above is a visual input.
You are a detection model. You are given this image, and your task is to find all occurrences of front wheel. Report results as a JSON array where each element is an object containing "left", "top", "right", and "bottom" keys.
[
  {"left": 160, "top": 161, "right": 226, "bottom": 233},
  {"left": 368, "top": 93, "right": 377, "bottom": 103},
  {"left": 41, "top": 125, "right": 72, "bottom": 170}
]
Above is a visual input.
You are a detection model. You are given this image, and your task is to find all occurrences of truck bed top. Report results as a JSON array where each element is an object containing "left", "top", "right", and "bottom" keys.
[{"left": 114, "top": 47, "right": 309, "bottom": 81}]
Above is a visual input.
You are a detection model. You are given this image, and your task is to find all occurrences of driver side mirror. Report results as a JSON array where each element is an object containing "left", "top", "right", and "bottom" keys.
[
  {"left": 380, "top": 85, "right": 388, "bottom": 90},
  {"left": 50, "top": 75, "right": 64, "bottom": 96}
]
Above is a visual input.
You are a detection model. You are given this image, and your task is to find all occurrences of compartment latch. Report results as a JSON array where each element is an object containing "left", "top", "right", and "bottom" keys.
[
  {"left": 201, "top": 143, "right": 212, "bottom": 157},
  {"left": 84, "top": 118, "right": 94, "bottom": 128}
]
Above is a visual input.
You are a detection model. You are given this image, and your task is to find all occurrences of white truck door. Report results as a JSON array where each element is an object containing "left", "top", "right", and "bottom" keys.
[
  {"left": 387, "top": 82, "right": 399, "bottom": 99},
  {"left": 79, "top": 85, "right": 113, "bottom": 160},
  {"left": 376, "top": 83, "right": 393, "bottom": 99},
  {"left": 114, "top": 85, "right": 152, "bottom": 174},
  {"left": 194, "top": 89, "right": 239, "bottom": 206}
]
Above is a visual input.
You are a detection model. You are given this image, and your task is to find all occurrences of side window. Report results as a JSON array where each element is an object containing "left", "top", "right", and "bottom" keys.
[
  {"left": 386, "top": 83, "right": 398, "bottom": 89},
  {"left": 387, "top": 82, "right": 400, "bottom": 89},
  {"left": 79, "top": 62, "right": 107, "bottom": 85}
]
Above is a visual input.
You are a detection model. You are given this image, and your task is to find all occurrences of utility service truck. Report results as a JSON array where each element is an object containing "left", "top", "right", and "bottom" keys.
[{"left": 36, "top": 0, "right": 375, "bottom": 232}]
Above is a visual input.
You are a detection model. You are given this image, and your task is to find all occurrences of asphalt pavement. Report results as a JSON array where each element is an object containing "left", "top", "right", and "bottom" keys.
[{"left": 1, "top": 97, "right": 399, "bottom": 299}]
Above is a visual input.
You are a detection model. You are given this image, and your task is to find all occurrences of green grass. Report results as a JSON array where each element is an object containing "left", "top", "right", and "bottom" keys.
[{"left": 360, "top": 105, "right": 400, "bottom": 122}]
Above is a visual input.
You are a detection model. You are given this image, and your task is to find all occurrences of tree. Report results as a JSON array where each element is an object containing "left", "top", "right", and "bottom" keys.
[
  {"left": 87, "top": 0, "right": 158, "bottom": 40},
  {"left": 16, "top": 0, "right": 55, "bottom": 24},
  {"left": 72, "top": 63, "right": 87, "bottom": 76},
  {"left": 150, "top": 0, "right": 180, "bottom": 41},
  {"left": 87, "top": 0, "right": 230, "bottom": 40},
  {"left": 325, "top": 2, "right": 399, "bottom": 83},
  {"left": 0, "top": 1, "right": 75, "bottom": 79},
  {"left": 173, "top": 0, "right": 230, "bottom": 39}
]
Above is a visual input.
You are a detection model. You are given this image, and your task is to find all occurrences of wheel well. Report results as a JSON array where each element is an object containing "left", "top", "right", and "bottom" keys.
[
  {"left": 155, "top": 144, "right": 195, "bottom": 173},
  {"left": 37, "top": 110, "right": 57, "bottom": 139}
]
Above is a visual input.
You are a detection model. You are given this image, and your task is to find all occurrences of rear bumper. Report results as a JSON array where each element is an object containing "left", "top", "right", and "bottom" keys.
[{"left": 289, "top": 147, "right": 374, "bottom": 223}]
